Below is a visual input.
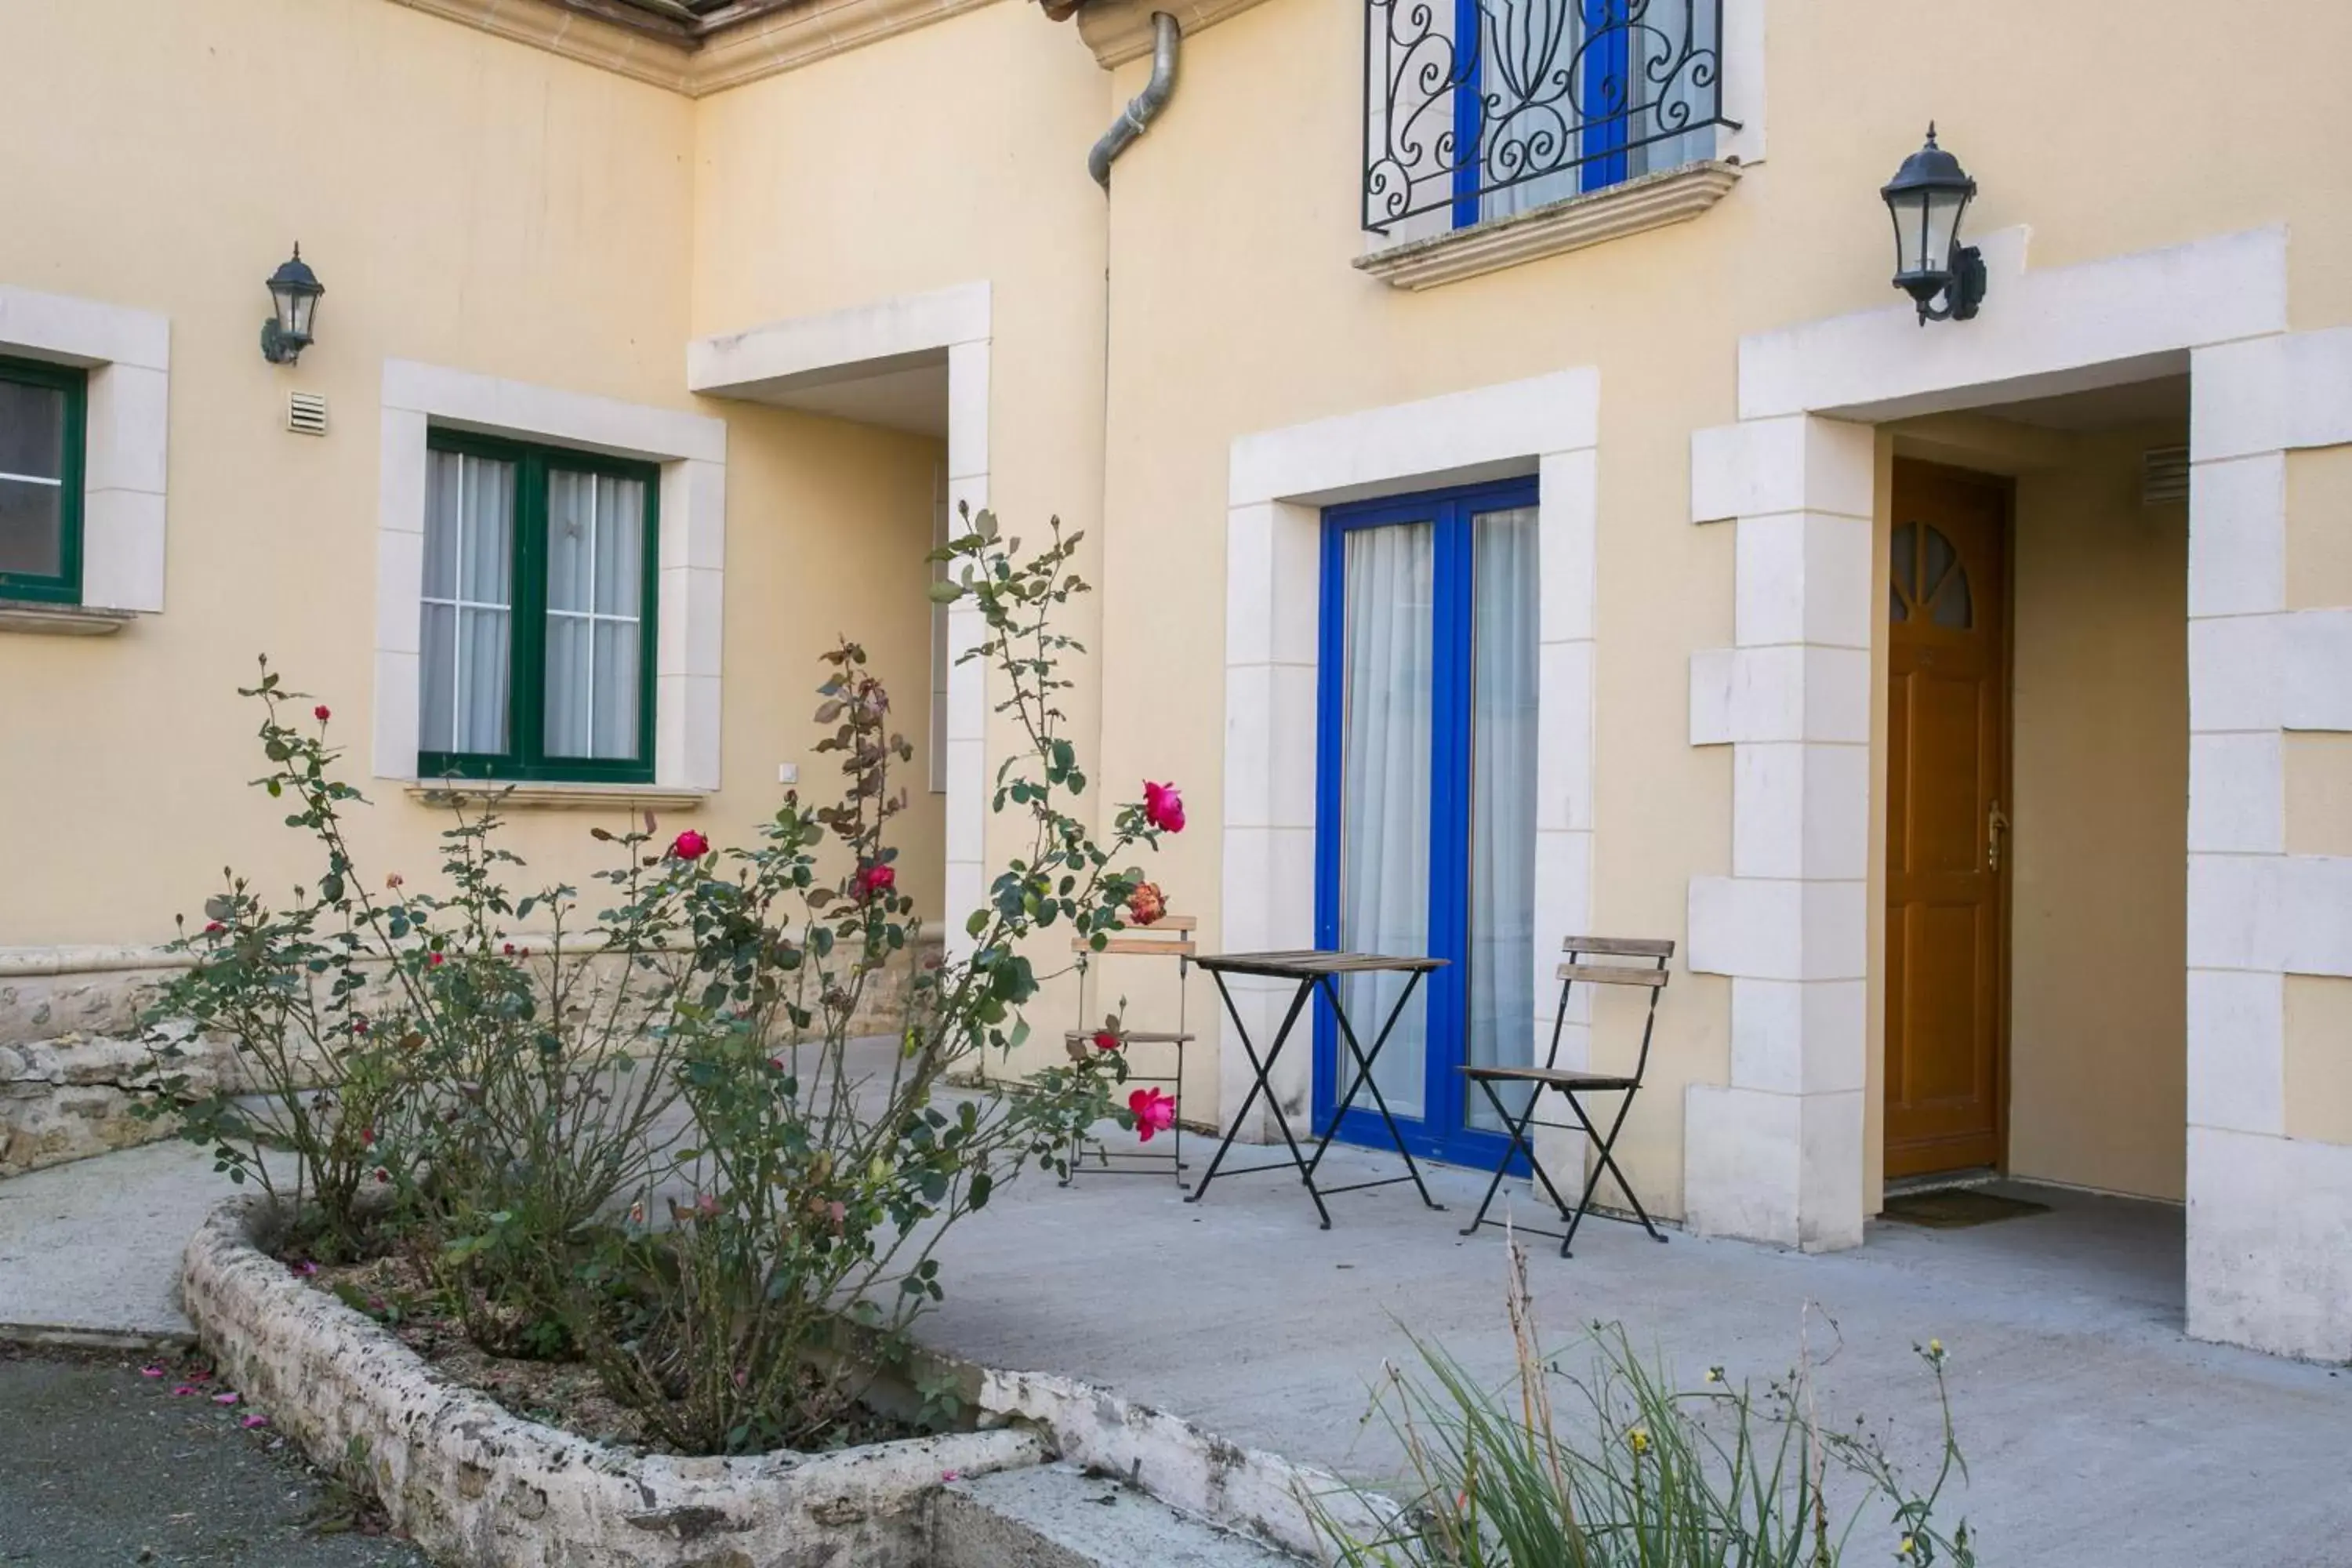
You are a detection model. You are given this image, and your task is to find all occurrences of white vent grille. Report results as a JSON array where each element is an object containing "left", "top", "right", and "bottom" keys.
[
  {"left": 286, "top": 390, "right": 328, "bottom": 437},
  {"left": 2142, "top": 444, "right": 2189, "bottom": 506}
]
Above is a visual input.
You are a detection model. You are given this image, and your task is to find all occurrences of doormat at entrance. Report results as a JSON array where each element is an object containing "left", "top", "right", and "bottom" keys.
[{"left": 1880, "top": 1189, "right": 2051, "bottom": 1229}]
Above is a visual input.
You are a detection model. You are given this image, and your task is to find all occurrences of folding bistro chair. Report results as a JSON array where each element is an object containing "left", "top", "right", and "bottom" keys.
[
  {"left": 1459, "top": 936, "right": 1675, "bottom": 1257},
  {"left": 1060, "top": 916, "right": 1194, "bottom": 1186}
]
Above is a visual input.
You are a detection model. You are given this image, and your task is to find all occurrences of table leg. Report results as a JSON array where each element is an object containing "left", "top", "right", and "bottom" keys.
[
  {"left": 1186, "top": 974, "right": 1329, "bottom": 1226},
  {"left": 1307, "top": 970, "right": 1446, "bottom": 1212}
]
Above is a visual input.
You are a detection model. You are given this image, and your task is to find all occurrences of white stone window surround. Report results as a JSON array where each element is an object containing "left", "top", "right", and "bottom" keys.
[
  {"left": 1686, "top": 224, "right": 2352, "bottom": 1363},
  {"left": 0, "top": 283, "right": 170, "bottom": 626},
  {"left": 1356, "top": 0, "right": 1766, "bottom": 289},
  {"left": 688, "top": 283, "right": 991, "bottom": 960},
  {"left": 372, "top": 359, "right": 728, "bottom": 793},
  {"left": 1223, "top": 370, "right": 1599, "bottom": 1145}
]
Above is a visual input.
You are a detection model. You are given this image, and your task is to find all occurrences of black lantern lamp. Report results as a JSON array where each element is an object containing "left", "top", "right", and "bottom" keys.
[
  {"left": 1882, "top": 125, "right": 1985, "bottom": 324},
  {"left": 260, "top": 245, "right": 324, "bottom": 365}
]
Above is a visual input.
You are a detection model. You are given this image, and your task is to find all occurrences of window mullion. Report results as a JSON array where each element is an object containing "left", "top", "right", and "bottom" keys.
[{"left": 513, "top": 452, "right": 548, "bottom": 773}]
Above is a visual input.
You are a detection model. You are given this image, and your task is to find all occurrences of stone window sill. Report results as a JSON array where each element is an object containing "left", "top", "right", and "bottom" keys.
[
  {"left": 0, "top": 601, "right": 139, "bottom": 636},
  {"left": 403, "top": 782, "right": 709, "bottom": 812},
  {"left": 1356, "top": 161, "right": 1743, "bottom": 291}
]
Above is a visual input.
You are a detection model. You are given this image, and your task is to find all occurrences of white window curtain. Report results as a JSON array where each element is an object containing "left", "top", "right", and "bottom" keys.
[
  {"left": 1466, "top": 507, "right": 1540, "bottom": 1127},
  {"left": 543, "top": 470, "right": 647, "bottom": 760},
  {"left": 1479, "top": 0, "right": 1719, "bottom": 222},
  {"left": 1336, "top": 523, "right": 1437, "bottom": 1121},
  {"left": 0, "top": 376, "right": 67, "bottom": 578},
  {"left": 419, "top": 450, "right": 514, "bottom": 756}
]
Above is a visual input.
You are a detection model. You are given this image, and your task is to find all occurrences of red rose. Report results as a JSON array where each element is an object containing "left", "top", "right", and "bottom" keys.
[
  {"left": 202, "top": 920, "right": 225, "bottom": 935},
  {"left": 1093, "top": 1029, "right": 1123, "bottom": 1053},
  {"left": 427, "top": 952, "right": 445, "bottom": 967},
  {"left": 313, "top": 705, "right": 331, "bottom": 723},
  {"left": 857, "top": 862, "right": 896, "bottom": 899},
  {"left": 670, "top": 829, "right": 710, "bottom": 861},
  {"left": 1142, "top": 781, "right": 1185, "bottom": 834}
]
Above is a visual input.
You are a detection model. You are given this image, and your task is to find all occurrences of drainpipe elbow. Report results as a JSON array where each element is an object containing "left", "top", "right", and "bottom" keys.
[{"left": 1088, "top": 13, "right": 1181, "bottom": 190}]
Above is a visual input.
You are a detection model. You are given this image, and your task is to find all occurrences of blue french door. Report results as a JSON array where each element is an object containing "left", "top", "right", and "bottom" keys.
[{"left": 1313, "top": 478, "right": 1540, "bottom": 1172}]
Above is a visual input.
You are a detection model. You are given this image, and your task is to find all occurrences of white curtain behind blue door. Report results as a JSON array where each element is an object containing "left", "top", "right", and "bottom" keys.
[
  {"left": 1337, "top": 523, "right": 1437, "bottom": 1120},
  {"left": 1467, "top": 507, "right": 1540, "bottom": 1127}
]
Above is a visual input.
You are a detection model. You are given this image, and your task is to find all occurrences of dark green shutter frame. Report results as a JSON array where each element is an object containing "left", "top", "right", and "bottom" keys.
[{"left": 416, "top": 427, "right": 661, "bottom": 785}]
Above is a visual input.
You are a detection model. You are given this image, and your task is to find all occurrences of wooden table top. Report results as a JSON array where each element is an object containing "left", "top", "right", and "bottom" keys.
[{"left": 1195, "top": 949, "right": 1448, "bottom": 979}]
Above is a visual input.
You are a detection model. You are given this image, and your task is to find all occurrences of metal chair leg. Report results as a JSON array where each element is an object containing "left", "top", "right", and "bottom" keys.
[{"left": 1558, "top": 1087, "right": 1668, "bottom": 1251}]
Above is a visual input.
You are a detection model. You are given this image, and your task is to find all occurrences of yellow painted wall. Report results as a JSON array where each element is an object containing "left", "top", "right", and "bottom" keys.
[
  {"left": 1071, "top": 0, "right": 2352, "bottom": 1207},
  {"left": 0, "top": 0, "right": 943, "bottom": 947},
  {"left": 688, "top": 2, "right": 1120, "bottom": 1075},
  {"left": 10, "top": 0, "right": 2352, "bottom": 1203},
  {"left": 2004, "top": 426, "right": 2190, "bottom": 1202}
]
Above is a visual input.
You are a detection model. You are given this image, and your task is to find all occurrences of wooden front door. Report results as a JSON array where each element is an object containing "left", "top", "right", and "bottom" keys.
[{"left": 1886, "top": 461, "right": 2009, "bottom": 1179}]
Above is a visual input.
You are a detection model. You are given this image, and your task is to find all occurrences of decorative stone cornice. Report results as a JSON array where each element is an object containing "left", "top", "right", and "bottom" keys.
[
  {"left": 0, "top": 602, "right": 138, "bottom": 637},
  {"left": 1355, "top": 161, "right": 1743, "bottom": 291},
  {"left": 383, "top": 0, "right": 1000, "bottom": 96},
  {"left": 1071, "top": 0, "right": 1276, "bottom": 67}
]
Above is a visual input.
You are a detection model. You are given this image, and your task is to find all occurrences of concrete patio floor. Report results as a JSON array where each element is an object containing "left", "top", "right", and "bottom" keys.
[
  {"left": 5, "top": 1109, "right": 2347, "bottom": 1566},
  {"left": 919, "top": 1137, "right": 2351, "bottom": 1568}
]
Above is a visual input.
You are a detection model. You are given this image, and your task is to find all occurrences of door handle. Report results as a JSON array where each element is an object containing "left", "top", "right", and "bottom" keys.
[{"left": 1987, "top": 800, "right": 2009, "bottom": 872}]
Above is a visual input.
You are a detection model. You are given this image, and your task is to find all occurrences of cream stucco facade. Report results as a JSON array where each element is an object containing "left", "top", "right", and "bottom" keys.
[{"left": 4, "top": 0, "right": 2350, "bottom": 1361}]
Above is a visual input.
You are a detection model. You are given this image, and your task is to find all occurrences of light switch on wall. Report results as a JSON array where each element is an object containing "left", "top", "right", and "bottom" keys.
[{"left": 777, "top": 763, "right": 798, "bottom": 785}]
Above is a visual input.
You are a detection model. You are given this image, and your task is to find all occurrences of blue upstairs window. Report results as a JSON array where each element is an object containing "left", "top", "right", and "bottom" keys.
[{"left": 1364, "top": 0, "right": 1733, "bottom": 233}]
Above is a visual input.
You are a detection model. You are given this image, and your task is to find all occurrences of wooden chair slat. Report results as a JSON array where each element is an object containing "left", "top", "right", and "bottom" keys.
[
  {"left": 1559, "top": 935, "right": 1676, "bottom": 959},
  {"left": 1093, "top": 938, "right": 1196, "bottom": 956},
  {"left": 1556, "top": 962, "right": 1670, "bottom": 988}
]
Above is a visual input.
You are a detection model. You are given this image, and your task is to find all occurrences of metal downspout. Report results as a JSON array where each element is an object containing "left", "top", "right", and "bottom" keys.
[{"left": 1087, "top": 13, "right": 1180, "bottom": 189}]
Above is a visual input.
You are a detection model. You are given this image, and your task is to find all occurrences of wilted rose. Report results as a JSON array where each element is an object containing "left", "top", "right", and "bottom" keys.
[{"left": 1127, "top": 881, "right": 1167, "bottom": 926}]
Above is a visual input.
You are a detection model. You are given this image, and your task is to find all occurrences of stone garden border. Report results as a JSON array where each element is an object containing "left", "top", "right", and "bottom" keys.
[
  {"left": 183, "top": 1196, "right": 1381, "bottom": 1564},
  {"left": 183, "top": 1196, "right": 1048, "bottom": 1568}
]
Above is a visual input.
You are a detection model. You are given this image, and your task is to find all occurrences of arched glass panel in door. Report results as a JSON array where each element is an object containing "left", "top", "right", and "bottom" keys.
[{"left": 1889, "top": 519, "right": 1973, "bottom": 629}]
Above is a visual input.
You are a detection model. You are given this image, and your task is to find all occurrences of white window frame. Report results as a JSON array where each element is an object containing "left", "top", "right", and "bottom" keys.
[{"left": 0, "top": 283, "right": 170, "bottom": 622}]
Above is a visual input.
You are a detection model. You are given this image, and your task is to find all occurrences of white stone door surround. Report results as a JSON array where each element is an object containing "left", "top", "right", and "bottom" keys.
[
  {"left": 1684, "top": 223, "right": 2352, "bottom": 1360},
  {"left": 688, "top": 283, "right": 993, "bottom": 959},
  {"left": 1221, "top": 370, "right": 1599, "bottom": 1142}
]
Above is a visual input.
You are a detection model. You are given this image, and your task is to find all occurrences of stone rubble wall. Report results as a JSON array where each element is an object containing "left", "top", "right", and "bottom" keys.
[{"left": 0, "top": 933, "right": 939, "bottom": 1180}]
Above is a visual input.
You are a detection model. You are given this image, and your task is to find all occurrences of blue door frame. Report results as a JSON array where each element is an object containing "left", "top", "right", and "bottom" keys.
[{"left": 1313, "top": 476, "right": 1537, "bottom": 1174}]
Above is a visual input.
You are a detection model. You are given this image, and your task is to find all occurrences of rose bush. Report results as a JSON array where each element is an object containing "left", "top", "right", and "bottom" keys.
[{"left": 143, "top": 507, "right": 1177, "bottom": 1453}]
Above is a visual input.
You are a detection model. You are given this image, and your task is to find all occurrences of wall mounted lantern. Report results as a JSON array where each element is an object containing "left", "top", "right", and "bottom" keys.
[
  {"left": 1882, "top": 125, "right": 1985, "bottom": 324},
  {"left": 260, "top": 245, "right": 324, "bottom": 365}
]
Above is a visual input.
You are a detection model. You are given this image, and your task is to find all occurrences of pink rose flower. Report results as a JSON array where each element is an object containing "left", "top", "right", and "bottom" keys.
[
  {"left": 1129, "top": 1087, "right": 1177, "bottom": 1143},
  {"left": 1142, "top": 782, "right": 1185, "bottom": 834},
  {"left": 671, "top": 829, "right": 710, "bottom": 861},
  {"left": 427, "top": 952, "right": 445, "bottom": 967}
]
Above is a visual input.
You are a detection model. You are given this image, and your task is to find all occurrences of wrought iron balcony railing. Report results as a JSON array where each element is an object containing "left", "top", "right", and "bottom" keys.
[{"left": 1365, "top": 0, "right": 1735, "bottom": 234}]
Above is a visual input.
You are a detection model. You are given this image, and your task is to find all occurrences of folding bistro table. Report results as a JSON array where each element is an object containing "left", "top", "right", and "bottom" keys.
[{"left": 1185, "top": 949, "right": 1448, "bottom": 1227}]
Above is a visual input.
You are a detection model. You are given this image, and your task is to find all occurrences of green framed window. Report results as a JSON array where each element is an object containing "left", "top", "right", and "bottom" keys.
[
  {"left": 0, "top": 354, "right": 89, "bottom": 605},
  {"left": 418, "top": 429, "right": 660, "bottom": 784}
]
